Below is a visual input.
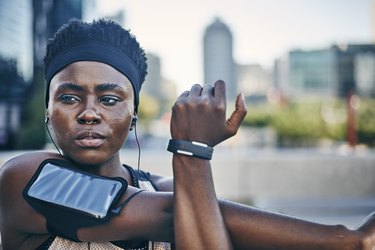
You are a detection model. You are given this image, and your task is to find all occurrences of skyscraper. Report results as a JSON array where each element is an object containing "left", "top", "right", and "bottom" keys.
[
  {"left": 203, "top": 18, "right": 236, "bottom": 101},
  {"left": 0, "top": 0, "right": 33, "bottom": 79}
]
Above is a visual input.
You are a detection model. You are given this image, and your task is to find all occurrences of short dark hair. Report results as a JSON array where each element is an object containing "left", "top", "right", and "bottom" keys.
[{"left": 44, "top": 19, "right": 147, "bottom": 110}]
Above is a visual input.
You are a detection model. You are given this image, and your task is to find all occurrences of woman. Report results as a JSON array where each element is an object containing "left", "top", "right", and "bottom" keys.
[{"left": 0, "top": 19, "right": 374, "bottom": 250}]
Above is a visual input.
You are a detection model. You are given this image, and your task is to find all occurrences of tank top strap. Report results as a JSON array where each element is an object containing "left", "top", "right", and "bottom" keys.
[{"left": 123, "top": 164, "right": 159, "bottom": 191}]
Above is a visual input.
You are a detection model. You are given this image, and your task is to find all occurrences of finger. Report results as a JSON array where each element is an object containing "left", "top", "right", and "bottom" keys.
[
  {"left": 226, "top": 93, "right": 247, "bottom": 135},
  {"left": 201, "top": 84, "right": 213, "bottom": 97},
  {"left": 213, "top": 80, "right": 226, "bottom": 109},
  {"left": 188, "top": 84, "right": 202, "bottom": 97},
  {"left": 176, "top": 90, "right": 189, "bottom": 102}
]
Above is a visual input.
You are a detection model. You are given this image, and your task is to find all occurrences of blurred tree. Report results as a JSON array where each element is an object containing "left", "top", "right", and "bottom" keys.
[
  {"left": 357, "top": 99, "right": 375, "bottom": 146},
  {"left": 14, "top": 70, "right": 46, "bottom": 149},
  {"left": 137, "top": 93, "right": 160, "bottom": 130},
  {"left": 243, "top": 101, "right": 350, "bottom": 147}
]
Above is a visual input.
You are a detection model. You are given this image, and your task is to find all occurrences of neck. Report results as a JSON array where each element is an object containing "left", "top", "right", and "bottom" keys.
[{"left": 65, "top": 153, "right": 126, "bottom": 178}]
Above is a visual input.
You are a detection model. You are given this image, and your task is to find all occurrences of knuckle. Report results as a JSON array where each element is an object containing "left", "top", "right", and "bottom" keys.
[
  {"left": 198, "top": 97, "right": 210, "bottom": 108},
  {"left": 214, "top": 103, "right": 225, "bottom": 113},
  {"left": 173, "top": 101, "right": 186, "bottom": 112},
  {"left": 227, "top": 127, "right": 238, "bottom": 137}
]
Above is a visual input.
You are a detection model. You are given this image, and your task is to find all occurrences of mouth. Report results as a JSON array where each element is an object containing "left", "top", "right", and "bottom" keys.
[{"left": 75, "top": 131, "right": 106, "bottom": 148}]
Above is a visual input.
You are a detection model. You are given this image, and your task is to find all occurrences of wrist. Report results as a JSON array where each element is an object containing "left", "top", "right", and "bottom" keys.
[{"left": 167, "top": 139, "right": 214, "bottom": 160}]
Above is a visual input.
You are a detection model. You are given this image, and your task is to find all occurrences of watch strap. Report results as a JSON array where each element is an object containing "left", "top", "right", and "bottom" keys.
[{"left": 167, "top": 139, "right": 213, "bottom": 160}]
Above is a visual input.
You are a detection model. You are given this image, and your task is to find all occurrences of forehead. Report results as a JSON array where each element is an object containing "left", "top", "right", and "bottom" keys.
[{"left": 50, "top": 61, "right": 133, "bottom": 92}]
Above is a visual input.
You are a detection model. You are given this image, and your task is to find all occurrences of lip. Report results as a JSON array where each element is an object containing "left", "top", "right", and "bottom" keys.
[{"left": 75, "top": 131, "right": 106, "bottom": 148}]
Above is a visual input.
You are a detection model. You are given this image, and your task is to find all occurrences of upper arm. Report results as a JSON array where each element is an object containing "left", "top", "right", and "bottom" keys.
[
  {"left": 78, "top": 188, "right": 174, "bottom": 242},
  {"left": 150, "top": 174, "right": 173, "bottom": 192},
  {"left": 0, "top": 153, "right": 54, "bottom": 248}
]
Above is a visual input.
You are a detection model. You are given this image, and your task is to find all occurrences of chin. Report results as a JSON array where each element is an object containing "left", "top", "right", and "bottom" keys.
[{"left": 63, "top": 150, "right": 113, "bottom": 167}]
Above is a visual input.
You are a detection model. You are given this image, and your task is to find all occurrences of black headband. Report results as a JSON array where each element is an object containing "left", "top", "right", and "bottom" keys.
[{"left": 45, "top": 41, "right": 142, "bottom": 111}]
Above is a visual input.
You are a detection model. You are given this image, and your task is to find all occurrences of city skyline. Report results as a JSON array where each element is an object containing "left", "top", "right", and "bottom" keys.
[{"left": 96, "top": 0, "right": 373, "bottom": 93}]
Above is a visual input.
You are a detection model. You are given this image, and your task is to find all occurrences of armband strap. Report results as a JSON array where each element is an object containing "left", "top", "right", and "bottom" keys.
[{"left": 167, "top": 139, "right": 213, "bottom": 160}]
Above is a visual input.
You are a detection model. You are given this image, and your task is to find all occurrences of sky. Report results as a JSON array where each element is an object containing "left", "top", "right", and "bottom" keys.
[{"left": 96, "top": 0, "right": 374, "bottom": 93}]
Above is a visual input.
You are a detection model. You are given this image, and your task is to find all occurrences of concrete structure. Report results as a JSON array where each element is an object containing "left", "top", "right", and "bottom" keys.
[
  {"left": 203, "top": 18, "right": 236, "bottom": 101},
  {"left": 237, "top": 64, "right": 272, "bottom": 95}
]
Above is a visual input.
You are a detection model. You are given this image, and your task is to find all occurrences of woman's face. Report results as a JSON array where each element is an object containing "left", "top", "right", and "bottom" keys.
[{"left": 48, "top": 61, "right": 135, "bottom": 166}]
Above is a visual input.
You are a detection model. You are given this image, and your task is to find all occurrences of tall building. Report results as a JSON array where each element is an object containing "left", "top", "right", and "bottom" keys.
[
  {"left": 142, "top": 53, "right": 177, "bottom": 115},
  {"left": 0, "top": 0, "right": 33, "bottom": 79},
  {"left": 288, "top": 48, "right": 338, "bottom": 99},
  {"left": 274, "top": 48, "right": 339, "bottom": 101},
  {"left": 334, "top": 44, "right": 375, "bottom": 98},
  {"left": 203, "top": 18, "right": 236, "bottom": 101},
  {"left": 33, "top": 0, "right": 97, "bottom": 68},
  {"left": 47, "top": 0, "right": 83, "bottom": 38},
  {"left": 0, "top": 0, "right": 30, "bottom": 148},
  {"left": 102, "top": 10, "right": 125, "bottom": 26},
  {"left": 274, "top": 44, "right": 375, "bottom": 100},
  {"left": 355, "top": 52, "right": 375, "bottom": 97}
]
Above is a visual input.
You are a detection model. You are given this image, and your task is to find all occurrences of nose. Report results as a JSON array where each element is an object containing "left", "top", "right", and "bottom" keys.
[{"left": 77, "top": 102, "right": 101, "bottom": 125}]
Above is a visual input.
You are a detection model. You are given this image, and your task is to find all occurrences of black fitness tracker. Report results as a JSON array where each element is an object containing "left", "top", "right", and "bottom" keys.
[{"left": 167, "top": 139, "right": 213, "bottom": 160}]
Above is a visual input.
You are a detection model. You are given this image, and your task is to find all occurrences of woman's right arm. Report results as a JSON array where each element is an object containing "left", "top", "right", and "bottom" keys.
[{"left": 0, "top": 152, "right": 175, "bottom": 249}]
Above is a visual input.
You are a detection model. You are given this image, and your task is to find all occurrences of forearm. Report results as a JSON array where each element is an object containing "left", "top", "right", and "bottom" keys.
[
  {"left": 173, "top": 155, "right": 232, "bottom": 250},
  {"left": 219, "top": 199, "right": 365, "bottom": 250}
]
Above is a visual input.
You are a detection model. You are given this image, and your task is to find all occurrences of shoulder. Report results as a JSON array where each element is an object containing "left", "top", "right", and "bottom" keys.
[
  {"left": 0, "top": 151, "right": 64, "bottom": 215},
  {"left": 0, "top": 151, "right": 62, "bottom": 245},
  {"left": 1, "top": 151, "right": 63, "bottom": 180},
  {"left": 0, "top": 151, "right": 63, "bottom": 202},
  {"left": 0, "top": 151, "right": 63, "bottom": 205}
]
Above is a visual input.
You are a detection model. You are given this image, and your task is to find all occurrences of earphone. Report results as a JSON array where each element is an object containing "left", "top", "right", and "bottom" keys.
[
  {"left": 130, "top": 115, "right": 138, "bottom": 131},
  {"left": 44, "top": 116, "right": 63, "bottom": 155}
]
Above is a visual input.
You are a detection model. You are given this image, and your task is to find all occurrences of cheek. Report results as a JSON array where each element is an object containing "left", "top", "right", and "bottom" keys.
[
  {"left": 110, "top": 108, "right": 133, "bottom": 133},
  {"left": 112, "top": 116, "right": 131, "bottom": 135},
  {"left": 50, "top": 110, "right": 67, "bottom": 130},
  {"left": 49, "top": 109, "right": 75, "bottom": 138}
]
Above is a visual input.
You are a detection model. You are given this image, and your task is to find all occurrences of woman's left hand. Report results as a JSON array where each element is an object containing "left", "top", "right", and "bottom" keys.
[{"left": 170, "top": 80, "right": 247, "bottom": 147}]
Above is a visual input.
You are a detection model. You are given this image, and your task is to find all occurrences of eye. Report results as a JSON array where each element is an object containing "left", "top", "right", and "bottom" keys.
[
  {"left": 58, "top": 94, "right": 80, "bottom": 104},
  {"left": 99, "top": 96, "right": 120, "bottom": 106}
]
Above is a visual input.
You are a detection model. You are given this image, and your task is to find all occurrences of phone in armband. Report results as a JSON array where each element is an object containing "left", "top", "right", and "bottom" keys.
[{"left": 23, "top": 159, "right": 129, "bottom": 241}]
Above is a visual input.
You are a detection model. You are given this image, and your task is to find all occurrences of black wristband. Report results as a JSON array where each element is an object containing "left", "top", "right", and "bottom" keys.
[{"left": 167, "top": 139, "right": 213, "bottom": 160}]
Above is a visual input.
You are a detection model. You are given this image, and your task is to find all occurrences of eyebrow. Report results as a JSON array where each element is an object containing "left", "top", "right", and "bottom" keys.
[
  {"left": 57, "top": 82, "right": 84, "bottom": 92},
  {"left": 56, "top": 82, "right": 125, "bottom": 92},
  {"left": 95, "top": 83, "right": 126, "bottom": 92}
]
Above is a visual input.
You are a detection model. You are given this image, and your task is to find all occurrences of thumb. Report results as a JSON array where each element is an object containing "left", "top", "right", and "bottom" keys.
[{"left": 226, "top": 93, "right": 247, "bottom": 136}]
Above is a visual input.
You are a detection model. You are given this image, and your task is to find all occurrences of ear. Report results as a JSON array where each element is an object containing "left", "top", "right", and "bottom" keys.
[{"left": 130, "top": 115, "right": 138, "bottom": 131}]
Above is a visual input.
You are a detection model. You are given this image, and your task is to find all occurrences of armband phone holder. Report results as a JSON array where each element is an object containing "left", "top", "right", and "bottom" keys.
[{"left": 23, "top": 159, "right": 129, "bottom": 241}]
